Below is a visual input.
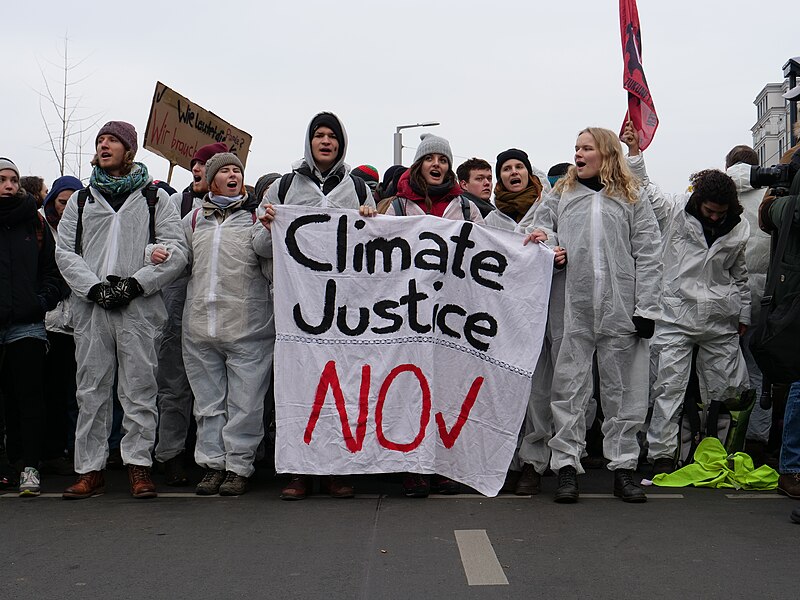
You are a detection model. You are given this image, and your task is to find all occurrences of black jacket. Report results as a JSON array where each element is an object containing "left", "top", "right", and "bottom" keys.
[{"left": 0, "top": 193, "right": 66, "bottom": 328}]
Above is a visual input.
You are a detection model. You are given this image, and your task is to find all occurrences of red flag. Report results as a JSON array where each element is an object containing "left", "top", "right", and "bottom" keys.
[{"left": 619, "top": 0, "right": 658, "bottom": 150}]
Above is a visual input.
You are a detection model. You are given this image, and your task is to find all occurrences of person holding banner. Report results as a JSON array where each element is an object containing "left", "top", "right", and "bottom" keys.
[
  {"left": 256, "top": 111, "right": 376, "bottom": 500},
  {"left": 383, "top": 134, "right": 483, "bottom": 224},
  {"left": 484, "top": 149, "right": 558, "bottom": 495},
  {"left": 177, "top": 152, "right": 274, "bottom": 496},
  {"left": 381, "top": 133, "right": 483, "bottom": 496},
  {"left": 528, "top": 127, "right": 661, "bottom": 503}
]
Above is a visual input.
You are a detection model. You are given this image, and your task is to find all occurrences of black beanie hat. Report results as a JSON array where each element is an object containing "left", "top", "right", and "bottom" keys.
[
  {"left": 495, "top": 148, "right": 533, "bottom": 181},
  {"left": 309, "top": 113, "right": 344, "bottom": 147}
]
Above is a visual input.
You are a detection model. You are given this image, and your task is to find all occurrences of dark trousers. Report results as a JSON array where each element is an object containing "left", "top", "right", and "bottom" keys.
[
  {"left": 1, "top": 337, "right": 47, "bottom": 468},
  {"left": 43, "top": 331, "right": 77, "bottom": 459}
]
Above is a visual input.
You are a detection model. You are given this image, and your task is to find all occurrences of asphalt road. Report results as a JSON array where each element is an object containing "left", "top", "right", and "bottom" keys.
[{"left": 1, "top": 467, "right": 797, "bottom": 600}]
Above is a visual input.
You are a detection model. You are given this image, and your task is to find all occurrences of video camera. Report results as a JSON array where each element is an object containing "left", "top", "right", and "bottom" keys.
[{"left": 750, "top": 148, "right": 800, "bottom": 196}]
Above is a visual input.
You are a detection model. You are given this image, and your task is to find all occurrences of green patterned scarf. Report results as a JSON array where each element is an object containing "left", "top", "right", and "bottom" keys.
[{"left": 90, "top": 162, "right": 151, "bottom": 196}]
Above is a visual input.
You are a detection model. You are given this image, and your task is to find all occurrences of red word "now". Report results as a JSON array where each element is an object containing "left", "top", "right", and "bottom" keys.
[{"left": 303, "top": 361, "right": 484, "bottom": 452}]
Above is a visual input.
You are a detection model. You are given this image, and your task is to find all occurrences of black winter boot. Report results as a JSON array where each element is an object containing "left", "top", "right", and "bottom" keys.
[
  {"left": 613, "top": 469, "right": 647, "bottom": 503},
  {"left": 554, "top": 466, "right": 579, "bottom": 503}
]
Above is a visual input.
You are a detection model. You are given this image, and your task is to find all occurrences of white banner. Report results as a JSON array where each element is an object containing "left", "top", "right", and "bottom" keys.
[{"left": 272, "top": 205, "right": 553, "bottom": 496}]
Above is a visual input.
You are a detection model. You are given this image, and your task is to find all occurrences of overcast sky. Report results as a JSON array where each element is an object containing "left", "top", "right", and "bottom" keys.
[{"left": 2, "top": 1, "right": 796, "bottom": 194}]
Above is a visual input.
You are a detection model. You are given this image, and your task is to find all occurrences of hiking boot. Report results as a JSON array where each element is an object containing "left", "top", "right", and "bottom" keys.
[
  {"left": 430, "top": 475, "right": 460, "bottom": 495},
  {"left": 19, "top": 467, "right": 41, "bottom": 497},
  {"left": 39, "top": 456, "right": 75, "bottom": 476},
  {"left": 515, "top": 463, "right": 541, "bottom": 496},
  {"left": 778, "top": 473, "right": 800, "bottom": 499},
  {"left": 323, "top": 476, "right": 354, "bottom": 498},
  {"left": 613, "top": 469, "right": 647, "bottom": 503},
  {"left": 128, "top": 465, "right": 157, "bottom": 499},
  {"left": 162, "top": 453, "right": 190, "bottom": 487},
  {"left": 402, "top": 473, "right": 430, "bottom": 498},
  {"left": 195, "top": 469, "right": 226, "bottom": 496},
  {"left": 652, "top": 457, "right": 675, "bottom": 476},
  {"left": 501, "top": 469, "right": 521, "bottom": 493},
  {"left": 281, "top": 475, "right": 310, "bottom": 500},
  {"left": 791, "top": 507, "right": 800, "bottom": 524},
  {"left": 554, "top": 466, "right": 579, "bottom": 503},
  {"left": 63, "top": 471, "right": 105, "bottom": 499},
  {"left": 219, "top": 471, "right": 249, "bottom": 496}
]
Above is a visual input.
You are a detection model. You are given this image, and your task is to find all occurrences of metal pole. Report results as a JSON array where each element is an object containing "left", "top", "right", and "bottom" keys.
[{"left": 393, "top": 131, "right": 404, "bottom": 165}]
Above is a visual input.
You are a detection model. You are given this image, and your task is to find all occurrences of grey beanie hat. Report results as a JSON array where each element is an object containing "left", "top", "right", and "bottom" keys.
[
  {"left": 413, "top": 133, "right": 453, "bottom": 166},
  {"left": 0, "top": 157, "right": 19, "bottom": 178},
  {"left": 205, "top": 152, "right": 244, "bottom": 185}
]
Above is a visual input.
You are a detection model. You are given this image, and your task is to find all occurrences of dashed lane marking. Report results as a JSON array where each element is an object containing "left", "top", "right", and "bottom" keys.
[{"left": 454, "top": 529, "right": 509, "bottom": 586}]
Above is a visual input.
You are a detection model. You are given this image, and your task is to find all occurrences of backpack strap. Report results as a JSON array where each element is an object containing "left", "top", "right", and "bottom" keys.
[
  {"left": 460, "top": 196, "right": 471, "bottom": 221},
  {"left": 349, "top": 174, "right": 369, "bottom": 205},
  {"left": 277, "top": 172, "right": 295, "bottom": 204},
  {"left": 391, "top": 197, "right": 406, "bottom": 216},
  {"left": 251, "top": 209, "right": 257, "bottom": 224},
  {"left": 143, "top": 185, "right": 160, "bottom": 245},
  {"left": 34, "top": 213, "right": 46, "bottom": 251},
  {"left": 180, "top": 190, "right": 194, "bottom": 218},
  {"left": 190, "top": 207, "right": 201, "bottom": 232},
  {"left": 74, "top": 186, "right": 92, "bottom": 256}
]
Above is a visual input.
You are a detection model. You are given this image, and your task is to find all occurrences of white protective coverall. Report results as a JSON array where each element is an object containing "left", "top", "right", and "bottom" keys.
[
  {"left": 629, "top": 156, "right": 752, "bottom": 460},
  {"left": 726, "top": 163, "right": 772, "bottom": 444},
  {"left": 483, "top": 187, "right": 562, "bottom": 476},
  {"left": 55, "top": 184, "right": 188, "bottom": 473},
  {"left": 533, "top": 181, "right": 662, "bottom": 473},
  {"left": 153, "top": 190, "right": 203, "bottom": 463},
  {"left": 182, "top": 196, "right": 274, "bottom": 478}
]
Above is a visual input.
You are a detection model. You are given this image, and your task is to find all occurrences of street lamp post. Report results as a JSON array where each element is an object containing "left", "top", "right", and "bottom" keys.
[{"left": 393, "top": 122, "right": 440, "bottom": 165}]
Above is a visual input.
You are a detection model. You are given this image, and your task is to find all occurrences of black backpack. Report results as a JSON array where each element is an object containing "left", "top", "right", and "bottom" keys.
[
  {"left": 74, "top": 185, "right": 159, "bottom": 256},
  {"left": 276, "top": 171, "right": 368, "bottom": 205},
  {"left": 391, "top": 196, "right": 472, "bottom": 221},
  {"left": 749, "top": 176, "right": 800, "bottom": 385}
]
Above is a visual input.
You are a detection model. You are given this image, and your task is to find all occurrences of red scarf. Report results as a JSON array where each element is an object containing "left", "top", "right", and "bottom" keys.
[{"left": 395, "top": 170, "right": 463, "bottom": 217}]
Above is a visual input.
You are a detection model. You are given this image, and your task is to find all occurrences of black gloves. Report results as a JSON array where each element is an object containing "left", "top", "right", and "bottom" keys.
[
  {"left": 632, "top": 316, "right": 655, "bottom": 339},
  {"left": 115, "top": 277, "right": 144, "bottom": 304},
  {"left": 88, "top": 280, "right": 121, "bottom": 310},
  {"left": 88, "top": 276, "right": 144, "bottom": 310}
]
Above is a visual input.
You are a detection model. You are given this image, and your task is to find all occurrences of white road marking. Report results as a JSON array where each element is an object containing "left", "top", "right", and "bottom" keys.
[
  {"left": 454, "top": 529, "right": 509, "bottom": 586},
  {"left": 725, "top": 493, "right": 783, "bottom": 499}
]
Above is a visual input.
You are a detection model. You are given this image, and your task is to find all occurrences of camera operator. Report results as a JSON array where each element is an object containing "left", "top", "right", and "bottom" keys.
[{"left": 758, "top": 140, "right": 800, "bottom": 524}]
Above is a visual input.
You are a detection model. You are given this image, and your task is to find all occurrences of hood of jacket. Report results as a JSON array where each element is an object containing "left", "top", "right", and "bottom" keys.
[
  {"left": 726, "top": 163, "right": 754, "bottom": 194},
  {"left": 302, "top": 112, "right": 349, "bottom": 181}
]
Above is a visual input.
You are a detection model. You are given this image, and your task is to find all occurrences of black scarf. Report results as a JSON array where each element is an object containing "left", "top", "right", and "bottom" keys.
[{"left": 0, "top": 193, "right": 37, "bottom": 227}]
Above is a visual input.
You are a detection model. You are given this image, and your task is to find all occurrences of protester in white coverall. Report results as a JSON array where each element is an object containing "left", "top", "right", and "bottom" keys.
[
  {"left": 256, "top": 111, "right": 376, "bottom": 501},
  {"left": 178, "top": 152, "right": 274, "bottom": 497},
  {"left": 56, "top": 121, "right": 188, "bottom": 500},
  {"left": 528, "top": 126, "right": 661, "bottom": 504},
  {"left": 622, "top": 131, "right": 752, "bottom": 474},
  {"left": 482, "top": 148, "right": 557, "bottom": 496},
  {"left": 155, "top": 142, "right": 228, "bottom": 487}
]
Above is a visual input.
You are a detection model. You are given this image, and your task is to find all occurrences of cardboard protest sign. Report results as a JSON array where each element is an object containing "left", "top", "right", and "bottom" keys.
[
  {"left": 271, "top": 206, "right": 553, "bottom": 496},
  {"left": 144, "top": 81, "right": 251, "bottom": 170}
]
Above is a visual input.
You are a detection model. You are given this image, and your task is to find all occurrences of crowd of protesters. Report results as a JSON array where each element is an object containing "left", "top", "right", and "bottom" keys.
[{"left": 1, "top": 111, "right": 798, "bottom": 524}]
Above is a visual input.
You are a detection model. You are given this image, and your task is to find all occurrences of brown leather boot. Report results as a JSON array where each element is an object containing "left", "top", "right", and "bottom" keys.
[
  {"left": 128, "top": 465, "right": 157, "bottom": 499},
  {"left": 280, "top": 475, "right": 310, "bottom": 500},
  {"left": 62, "top": 471, "right": 105, "bottom": 499},
  {"left": 324, "top": 476, "right": 354, "bottom": 498}
]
